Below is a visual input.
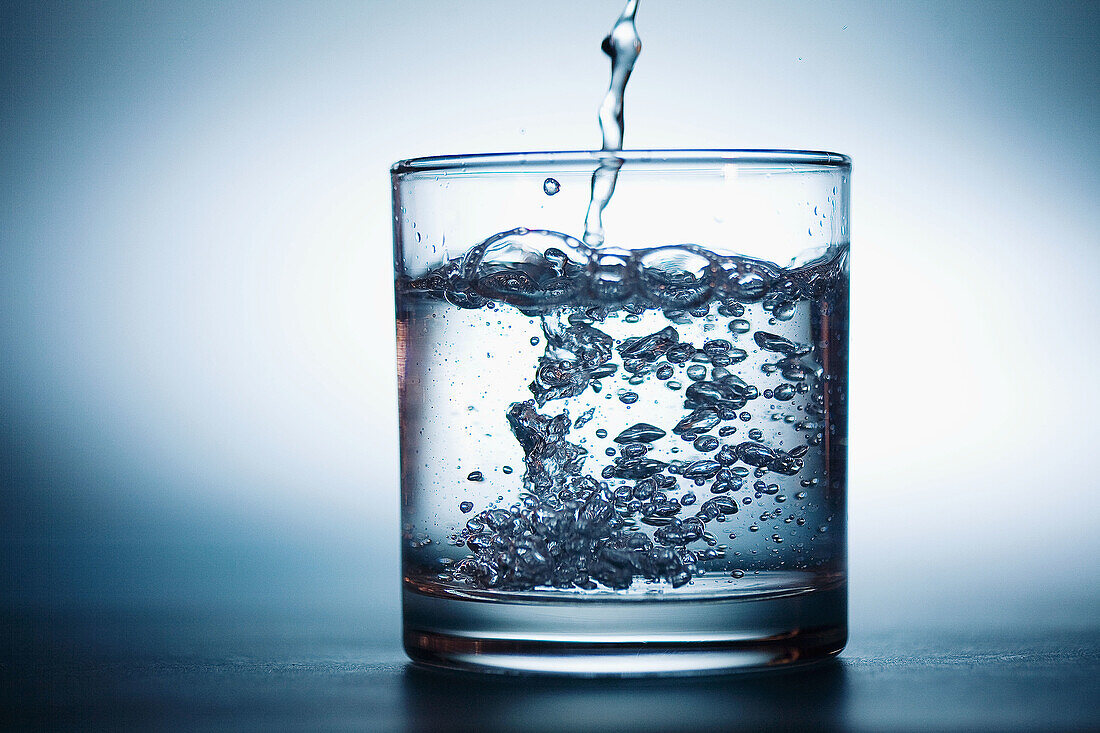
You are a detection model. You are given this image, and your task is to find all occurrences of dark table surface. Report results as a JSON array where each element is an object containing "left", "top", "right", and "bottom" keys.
[{"left": 3, "top": 604, "right": 1098, "bottom": 732}]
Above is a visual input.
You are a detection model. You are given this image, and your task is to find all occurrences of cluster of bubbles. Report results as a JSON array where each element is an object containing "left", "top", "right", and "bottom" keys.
[
  {"left": 404, "top": 228, "right": 842, "bottom": 316},
  {"left": 405, "top": 233, "right": 846, "bottom": 592}
]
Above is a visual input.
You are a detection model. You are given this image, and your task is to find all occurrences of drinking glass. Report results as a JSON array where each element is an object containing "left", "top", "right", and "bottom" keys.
[{"left": 393, "top": 150, "right": 850, "bottom": 675}]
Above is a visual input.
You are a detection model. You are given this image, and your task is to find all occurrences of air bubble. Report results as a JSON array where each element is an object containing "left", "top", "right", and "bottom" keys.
[
  {"left": 614, "top": 423, "right": 665, "bottom": 443},
  {"left": 728, "top": 319, "right": 751, "bottom": 334},
  {"left": 693, "top": 435, "right": 719, "bottom": 452},
  {"left": 573, "top": 407, "right": 596, "bottom": 429},
  {"left": 773, "top": 301, "right": 796, "bottom": 321},
  {"left": 774, "top": 384, "right": 796, "bottom": 401},
  {"left": 543, "top": 177, "right": 561, "bottom": 195}
]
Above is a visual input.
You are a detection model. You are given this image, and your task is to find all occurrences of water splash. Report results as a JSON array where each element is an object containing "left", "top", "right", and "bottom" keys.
[{"left": 582, "top": 0, "right": 642, "bottom": 246}]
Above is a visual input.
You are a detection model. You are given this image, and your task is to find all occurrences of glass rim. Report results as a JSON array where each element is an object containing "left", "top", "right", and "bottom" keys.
[{"left": 391, "top": 149, "right": 851, "bottom": 175}]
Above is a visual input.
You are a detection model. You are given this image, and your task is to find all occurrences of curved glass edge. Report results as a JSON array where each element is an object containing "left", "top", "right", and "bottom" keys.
[{"left": 392, "top": 149, "right": 851, "bottom": 176}]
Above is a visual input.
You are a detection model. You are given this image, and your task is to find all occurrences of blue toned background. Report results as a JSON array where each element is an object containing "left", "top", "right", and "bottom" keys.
[{"left": 3, "top": 0, "right": 1098, "bottom": 636}]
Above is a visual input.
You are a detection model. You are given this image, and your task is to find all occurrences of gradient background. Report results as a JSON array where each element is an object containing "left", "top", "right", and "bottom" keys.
[{"left": 3, "top": 0, "right": 1098, "bottom": 637}]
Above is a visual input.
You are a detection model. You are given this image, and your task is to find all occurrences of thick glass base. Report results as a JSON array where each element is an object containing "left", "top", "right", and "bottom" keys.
[{"left": 403, "top": 578, "right": 846, "bottom": 676}]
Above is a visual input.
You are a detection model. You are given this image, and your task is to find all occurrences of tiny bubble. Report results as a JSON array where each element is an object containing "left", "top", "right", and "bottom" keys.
[{"left": 543, "top": 178, "right": 560, "bottom": 195}]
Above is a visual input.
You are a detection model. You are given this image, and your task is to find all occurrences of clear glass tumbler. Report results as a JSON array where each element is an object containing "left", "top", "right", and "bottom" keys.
[{"left": 393, "top": 150, "right": 850, "bottom": 675}]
